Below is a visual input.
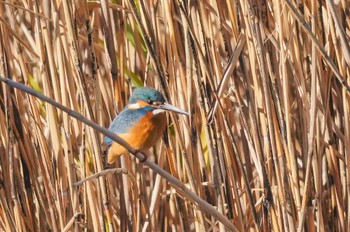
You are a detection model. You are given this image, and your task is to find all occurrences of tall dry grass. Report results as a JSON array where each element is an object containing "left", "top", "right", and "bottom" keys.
[{"left": 0, "top": 0, "right": 349, "bottom": 231}]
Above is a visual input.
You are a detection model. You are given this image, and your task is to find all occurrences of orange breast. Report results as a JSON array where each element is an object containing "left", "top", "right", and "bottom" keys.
[{"left": 107, "top": 112, "right": 166, "bottom": 163}]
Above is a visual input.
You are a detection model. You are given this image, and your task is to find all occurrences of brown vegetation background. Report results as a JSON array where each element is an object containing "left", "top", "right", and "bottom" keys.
[{"left": 0, "top": 0, "right": 350, "bottom": 231}]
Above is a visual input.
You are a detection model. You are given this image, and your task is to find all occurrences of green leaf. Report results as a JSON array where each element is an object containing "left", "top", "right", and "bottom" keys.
[
  {"left": 28, "top": 75, "right": 43, "bottom": 94},
  {"left": 124, "top": 66, "right": 143, "bottom": 87},
  {"left": 200, "top": 124, "right": 209, "bottom": 166},
  {"left": 126, "top": 23, "right": 147, "bottom": 53}
]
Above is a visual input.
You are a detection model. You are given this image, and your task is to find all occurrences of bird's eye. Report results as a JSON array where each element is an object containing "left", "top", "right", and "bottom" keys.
[{"left": 147, "top": 100, "right": 154, "bottom": 105}]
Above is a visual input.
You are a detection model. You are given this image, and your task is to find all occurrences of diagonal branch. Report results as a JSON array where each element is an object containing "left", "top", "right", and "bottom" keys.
[{"left": 0, "top": 77, "right": 239, "bottom": 232}]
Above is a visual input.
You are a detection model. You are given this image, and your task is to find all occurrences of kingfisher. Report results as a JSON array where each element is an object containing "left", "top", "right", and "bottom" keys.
[{"left": 105, "top": 87, "right": 189, "bottom": 163}]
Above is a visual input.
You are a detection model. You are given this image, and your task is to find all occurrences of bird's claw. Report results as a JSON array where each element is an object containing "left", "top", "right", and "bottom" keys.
[{"left": 135, "top": 150, "right": 148, "bottom": 163}]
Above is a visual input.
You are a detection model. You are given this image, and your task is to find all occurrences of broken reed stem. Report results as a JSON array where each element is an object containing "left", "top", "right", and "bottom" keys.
[{"left": 73, "top": 168, "right": 129, "bottom": 187}]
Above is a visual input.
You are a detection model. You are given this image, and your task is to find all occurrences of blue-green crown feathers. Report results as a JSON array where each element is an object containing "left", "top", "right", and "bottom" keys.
[{"left": 128, "top": 87, "right": 165, "bottom": 104}]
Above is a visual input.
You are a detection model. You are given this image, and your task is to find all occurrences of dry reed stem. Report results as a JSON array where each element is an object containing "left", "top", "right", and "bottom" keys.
[{"left": 0, "top": 0, "right": 349, "bottom": 231}]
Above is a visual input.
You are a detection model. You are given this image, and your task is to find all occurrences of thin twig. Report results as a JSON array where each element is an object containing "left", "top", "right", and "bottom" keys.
[{"left": 73, "top": 168, "right": 129, "bottom": 187}]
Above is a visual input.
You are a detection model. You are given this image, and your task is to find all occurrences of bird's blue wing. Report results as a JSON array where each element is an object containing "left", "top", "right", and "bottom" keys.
[{"left": 104, "top": 107, "right": 150, "bottom": 145}]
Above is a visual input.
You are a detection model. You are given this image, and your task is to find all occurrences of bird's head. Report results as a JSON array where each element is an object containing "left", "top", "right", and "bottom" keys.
[{"left": 127, "top": 87, "right": 189, "bottom": 116}]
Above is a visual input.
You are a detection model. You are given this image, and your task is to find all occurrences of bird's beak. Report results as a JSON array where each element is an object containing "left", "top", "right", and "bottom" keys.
[{"left": 158, "top": 103, "right": 190, "bottom": 116}]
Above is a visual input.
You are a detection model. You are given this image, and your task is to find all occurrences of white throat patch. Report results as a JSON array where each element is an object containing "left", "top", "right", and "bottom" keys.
[
  {"left": 152, "top": 109, "right": 165, "bottom": 115},
  {"left": 127, "top": 102, "right": 165, "bottom": 115}
]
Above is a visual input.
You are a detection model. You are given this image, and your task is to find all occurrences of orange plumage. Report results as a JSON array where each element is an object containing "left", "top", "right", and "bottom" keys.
[{"left": 107, "top": 111, "right": 166, "bottom": 163}]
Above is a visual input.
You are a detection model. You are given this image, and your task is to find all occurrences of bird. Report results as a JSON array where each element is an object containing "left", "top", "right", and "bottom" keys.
[{"left": 105, "top": 87, "right": 189, "bottom": 164}]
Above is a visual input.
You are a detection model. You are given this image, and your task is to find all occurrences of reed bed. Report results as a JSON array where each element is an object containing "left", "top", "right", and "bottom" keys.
[{"left": 0, "top": 0, "right": 349, "bottom": 231}]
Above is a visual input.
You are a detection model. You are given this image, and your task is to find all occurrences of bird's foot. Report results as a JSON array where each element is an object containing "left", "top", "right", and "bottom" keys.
[
  {"left": 135, "top": 150, "right": 148, "bottom": 163},
  {"left": 140, "top": 155, "right": 148, "bottom": 163},
  {"left": 104, "top": 163, "right": 112, "bottom": 169}
]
